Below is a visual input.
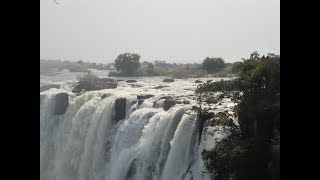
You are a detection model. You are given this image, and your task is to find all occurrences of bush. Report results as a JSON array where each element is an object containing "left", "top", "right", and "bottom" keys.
[
  {"left": 195, "top": 79, "right": 239, "bottom": 95},
  {"left": 77, "top": 72, "right": 100, "bottom": 90}
]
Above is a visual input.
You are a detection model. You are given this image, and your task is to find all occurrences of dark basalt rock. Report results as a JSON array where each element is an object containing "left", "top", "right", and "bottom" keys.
[
  {"left": 199, "top": 112, "right": 215, "bottom": 121},
  {"left": 126, "top": 80, "right": 137, "bottom": 83},
  {"left": 197, "top": 111, "right": 215, "bottom": 142},
  {"left": 115, "top": 98, "right": 126, "bottom": 122},
  {"left": 40, "top": 84, "right": 60, "bottom": 92},
  {"left": 183, "top": 100, "right": 190, "bottom": 104},
  {"left": 194, "top": 80, "right": 203, "bottom": 83},
  {"left": 176, "top": 101, "right": 182, "bottom": 104},
  {"left": 101, "top": 94, "right": 108, "bottom": 99},
  {"left": 137, "top": 94, "right": 154, "bottom": 100},
  {"left": 95, "top": 78, "right": 117, "bottom": 89},
  {"left": 54, "top": 93, "right": 69, "bottom": 115},
  {"left": 138, "top": 99, "right": 144, "bottom": 105},
  {"left": 160, "top": 96, "right": 172, "bottom": 100},
  {"left": 163, "top": 99, "right": 176, "bottom": 111},
  {"left": 162, "top": 79, "right": 174, "bottom": 82},
  {"left": 72, "top": 85, "right": 83, "bottom": 94},
  {"left": 154, "top": 85, "right": 169, "bottom": 89}
]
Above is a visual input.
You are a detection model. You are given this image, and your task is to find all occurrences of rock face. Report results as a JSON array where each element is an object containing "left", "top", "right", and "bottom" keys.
[
  {"left": 160, "top": 96, "right": 172, "bottom": 100},
  {"left": 197, "top": 111, "right": 214, "bottom": 141},
  {"left": 40, "top": 84, "right": 60, "bottom": 92},
  {"left": 154, "top": 85, "right": 169, "bottom": 89},
  {"left": 54, "top": 93, "right": 69, "bottom": 115},
  {"left": 183, "top": 100, "right": 190, "bottom": 104},
  {"left": 126, "top": 80, "right": 137, "bottom": 83},
  {"left": 194, "top": 80, "right": 203, "bottom": 83},
  {"left": 136, "top": 94, "right": 154, "bottom": 105},
  {"left": 115, "top": 98, "right": 126, "bottom": 122},
  {"left": 163, "top": 99, "right": 176, "bottom": 111},
  {"left": 72, "top": 85, "right": 83, "bottom": 94},
  {"left": 138, "top": 99, "right": 144, "bottom": 105},
  {"left": 162, "top": 79, "right": 174, "bottom": 82},
  {"left": 101, "top": 94, "right": 108, "bottom": 99},
  {"left": 137, "top": 94, "right": 154, "bottom": 100}
]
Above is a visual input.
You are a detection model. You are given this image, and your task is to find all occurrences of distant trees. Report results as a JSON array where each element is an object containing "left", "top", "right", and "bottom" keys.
[
  {"left": 231, "top": 62, "right": 242, "bottom": 74},
  {"left": 114, "top": 53, "right": 141, "bottom": 76},
  {"left": 202, "top": 57, "right": 226, "bottom": 74},
  {"left": 146, "top": 63, "right": 155, "bottom": 75}
]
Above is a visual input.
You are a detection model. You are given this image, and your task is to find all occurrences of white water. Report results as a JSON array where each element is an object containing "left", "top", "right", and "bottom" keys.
[{"left": 40, "top": 70, "right": 236, "bottom": 180}]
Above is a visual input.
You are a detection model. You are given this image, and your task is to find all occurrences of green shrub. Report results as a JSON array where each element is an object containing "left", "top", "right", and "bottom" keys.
[{"left": 77, "top": 72, "right": 99, "bottom": 90}]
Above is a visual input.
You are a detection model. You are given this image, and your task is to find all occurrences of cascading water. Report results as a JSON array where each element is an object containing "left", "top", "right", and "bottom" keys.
[{"left": 40, "top": 76, "right": 235, "bottom": 180}]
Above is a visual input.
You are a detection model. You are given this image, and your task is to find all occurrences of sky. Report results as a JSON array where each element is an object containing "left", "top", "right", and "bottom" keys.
[{"left": 40, "top": 0, "right": 280, "bottom": 64}]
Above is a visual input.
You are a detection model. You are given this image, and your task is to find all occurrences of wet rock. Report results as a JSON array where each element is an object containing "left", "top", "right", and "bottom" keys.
[
  {"left": 40, "top": 84, "right": 60, "bottom": 92},
  {"left": 117, "top": 79, "right": 124, "bottom": 82},
  {"left": 54, "top": 93, "right": 69, "bottom": 115},
  {"left": 183, "top": 100, "right": 190, "bottom": 104},
  {"left": 162, "top": 79, "right": 174, "bottom": 82},
  {"left": 191, "top": 106, "right": 198, "bottom": 111},
  {"left": 126, "top": 80, "right": 137, "bottom": 83},
  {"left": 199, "top": 112, "right": 215, "bottom": 121},
  {"left": 155, "top": 85, "right": 169, "bottom": 89},
  {"left": 197, "top": 111, "right": 215, "bottom": 141},
  {"left": 138, "top": 99, "right": 144, "bottom": 105},
  {"left": 101, "top": 94, "right": 108, "bottom": 99},
  {"left": 160, "top": 96, "right": 172, "bottom": 100},
  {"left": 137, "top": 94, "right": 154, "bottom": 100},
  {"left": 163, "top": 99, "right": 176, "bottom": 111},
  {"left": 115, "top": 98, "right": 126, "bottom": 122},
  {"left": 194, "top": 80, "right": 203, "bottom": 83},
  {"left": 95, "top": 78, "right": 117, "bottom": 89},
  {"left": 153, "top": 101, "right": 160, "bottom": 108},
  {"left": 176, "top": 101, "right": 182, "bottom": 104},
  {"left": 72, "top": 85, "right": 83, "bottom": 94}
]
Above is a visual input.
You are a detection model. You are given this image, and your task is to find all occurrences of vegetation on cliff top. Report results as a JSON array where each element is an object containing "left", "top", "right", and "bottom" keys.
[{"left": 197, "top": 52, "right": 280, "bottom": 180}]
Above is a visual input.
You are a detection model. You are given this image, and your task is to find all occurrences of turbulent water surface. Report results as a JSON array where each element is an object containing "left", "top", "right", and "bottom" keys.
[{"left": 40, "top": 69, "right": 236, "bottom": 180}]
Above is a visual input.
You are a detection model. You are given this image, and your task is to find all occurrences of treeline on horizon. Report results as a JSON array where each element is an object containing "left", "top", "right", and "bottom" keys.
[{"left": 40, "top": 52, "right": 279, "bottom": 78}]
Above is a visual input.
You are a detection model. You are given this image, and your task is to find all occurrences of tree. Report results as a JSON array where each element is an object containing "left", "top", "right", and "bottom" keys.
[
  {"left": 231, "top": 61, "right": 242, "bottom": 74},
  {"left": 146, "top": 63, "right": 154, "bottom": 75},
  {"left": 114, "top": 53, "right": 141, "bottom": 76},
  {"left": 202, "top": 57, "right": 226, "bottom": 74}
]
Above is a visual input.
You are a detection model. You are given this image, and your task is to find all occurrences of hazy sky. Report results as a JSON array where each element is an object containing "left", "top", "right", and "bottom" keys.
[{"left": 40, "top": 0, "right": 280, "bottom": 63}]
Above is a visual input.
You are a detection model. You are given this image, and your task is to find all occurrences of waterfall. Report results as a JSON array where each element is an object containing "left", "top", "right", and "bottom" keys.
[{"left": 40, "top": 91, "right": 214, "bottom": 180}]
